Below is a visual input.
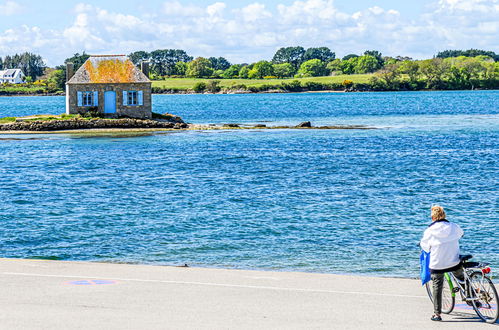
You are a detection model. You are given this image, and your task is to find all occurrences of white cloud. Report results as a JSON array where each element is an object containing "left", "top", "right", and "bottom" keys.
[
  {"left": 0, "top": 0, "right": 498, "bottom": 66},
  {"left": 0, "top": 1, "right": 22, "bottom": 15},
  {"left": 238, "top": 3, "right": 272, "bottom": 22}
]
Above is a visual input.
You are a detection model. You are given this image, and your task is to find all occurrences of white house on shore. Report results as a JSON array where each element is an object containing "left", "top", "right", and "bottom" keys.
[{"left": 0, "top": 69, "right": 25, "bottom": 84}]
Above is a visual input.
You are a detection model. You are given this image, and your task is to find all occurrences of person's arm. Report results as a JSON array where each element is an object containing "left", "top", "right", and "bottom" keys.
[{"left": 420, "top": 229, "right": 431, "bottom": 252}]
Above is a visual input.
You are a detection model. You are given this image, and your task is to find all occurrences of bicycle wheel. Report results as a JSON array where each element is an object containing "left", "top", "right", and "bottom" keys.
[
  {"left": 425, "top": 274, "right": 455, "bottom": 314},
  {"left": 469, "top": 272, "right": 499, "bottom": 323}
]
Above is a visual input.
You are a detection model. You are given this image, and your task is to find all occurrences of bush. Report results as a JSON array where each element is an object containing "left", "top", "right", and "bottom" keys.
[
  {"left": 206, "top": 80, "right": 221, "bottom": 93},
  {"left": 229, "top": 83, "right": 247, "bottom": 91},
  {"left": 342, "top": 80, "right": 354, "bottom": 88},
  {"left": 193, "top": 82, "right": 207, "bottom": 93},
  {"left": 303, "top": 81, "right": 325, "bottom": 91},
  {"left": 281, "top": 80, "right": 302, "bottom": 92}
]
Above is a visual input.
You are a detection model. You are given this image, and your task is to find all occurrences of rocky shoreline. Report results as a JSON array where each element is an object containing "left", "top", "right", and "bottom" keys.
[{"left": 0, "top": 118, "right": 188, "bottom": 131}]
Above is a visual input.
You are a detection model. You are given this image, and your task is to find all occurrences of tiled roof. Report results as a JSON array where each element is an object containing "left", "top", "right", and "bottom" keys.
[{"left": 67, "top": 56, "right": 150, "bottom": 84}]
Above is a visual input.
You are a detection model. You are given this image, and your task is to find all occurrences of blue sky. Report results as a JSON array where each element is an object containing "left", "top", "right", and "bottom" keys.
[{"left": 0, "top": 0, "right": 497, "bottom": 66}]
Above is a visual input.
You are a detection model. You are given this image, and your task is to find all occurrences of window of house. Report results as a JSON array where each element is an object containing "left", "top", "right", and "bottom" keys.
[
  {"left": 83, "top": 92, "right": 94, "bottom": 106},
  {"left": 128, "top": 91, "right": 138, "bottom": 106}
]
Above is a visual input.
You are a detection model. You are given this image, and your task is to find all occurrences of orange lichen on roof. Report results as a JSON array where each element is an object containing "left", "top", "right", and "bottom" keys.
[{"left": 84, "top": 59, "right": 135, "bottom": 83}]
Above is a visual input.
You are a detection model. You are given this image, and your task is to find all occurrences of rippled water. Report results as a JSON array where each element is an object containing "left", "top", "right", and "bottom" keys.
[{"left": 0, "top": 91, "right": 497, "bottom": 277}]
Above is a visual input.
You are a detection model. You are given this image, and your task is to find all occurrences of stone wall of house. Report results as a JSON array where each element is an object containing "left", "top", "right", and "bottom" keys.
[{"left": 67, "top": 83, "right": 152, "bottom": 119}]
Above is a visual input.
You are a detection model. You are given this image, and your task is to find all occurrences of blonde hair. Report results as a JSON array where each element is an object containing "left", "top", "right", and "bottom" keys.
[{"left": 431, "top": 205, "right": 446, "bottom": 221}]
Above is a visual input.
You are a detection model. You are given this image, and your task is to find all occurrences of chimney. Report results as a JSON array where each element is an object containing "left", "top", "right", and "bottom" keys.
[
  {"left": 66, "top": 63, "right": 74, "bottom": 82},
  {"left": 141, "top": 62, "right": 149, "bottom": 78}
]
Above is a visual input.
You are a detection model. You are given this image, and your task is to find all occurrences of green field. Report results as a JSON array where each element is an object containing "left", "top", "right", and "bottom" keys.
[{"left": 152, "top": 74, "right": 372, "bottom": 90}]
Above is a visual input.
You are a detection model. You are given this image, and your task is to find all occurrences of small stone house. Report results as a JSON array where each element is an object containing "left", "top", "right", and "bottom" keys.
[
  {"left": 0, "top": 69, "right": 25, "bottom": 84},
  {"left": 66, "top": 55, "right": 152, "bottom": 119}
]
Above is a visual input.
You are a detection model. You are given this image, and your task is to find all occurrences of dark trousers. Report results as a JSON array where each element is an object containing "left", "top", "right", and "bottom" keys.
[{"left": 431, "top": 267, "right": 464, "bottom": 314}]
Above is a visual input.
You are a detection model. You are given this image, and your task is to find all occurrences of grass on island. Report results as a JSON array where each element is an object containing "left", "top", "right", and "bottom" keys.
[
  {"left": 0, "top": 85, "right": 50, "bottom": 94},
  {"left": 152, "top": 74, "right": 373, "bottom": 90},
  {"left": 0, "top": 114, "right": 94, "bottom": 124}
]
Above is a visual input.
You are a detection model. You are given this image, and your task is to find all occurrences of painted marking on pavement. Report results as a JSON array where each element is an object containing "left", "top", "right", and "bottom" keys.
[
  {"left": 67, "top": 279, "right": 117, "bottom": 285},
  {"left": 2, "top": 271, "right": 427, "bottom": 299}
]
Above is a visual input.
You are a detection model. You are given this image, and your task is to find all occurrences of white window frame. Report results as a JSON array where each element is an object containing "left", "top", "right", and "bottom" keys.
[
  {"left": 128, "top": 91, "right": 138, "bottom": 106},
  {"left": 82, "top": 92, "right": 94, "bottom": 107}
]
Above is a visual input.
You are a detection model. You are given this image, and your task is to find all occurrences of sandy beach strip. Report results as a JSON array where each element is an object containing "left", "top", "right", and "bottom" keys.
[{"left": 0, "top": 258, "right": 486, "bottom": 329}]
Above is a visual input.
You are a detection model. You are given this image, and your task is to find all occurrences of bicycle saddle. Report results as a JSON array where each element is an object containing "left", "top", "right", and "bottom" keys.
[{"left": 460, "top": 254, "right": 473, "bottom": 262}]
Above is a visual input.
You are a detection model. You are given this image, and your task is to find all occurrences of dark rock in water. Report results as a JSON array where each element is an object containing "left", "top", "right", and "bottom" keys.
[
  {"left": 296, "top": 121, "right": 312, "bottom": 128},
  {"left": 223, "top": 124, "right": 240, "bottom": 128},
  {"left": 253, "top": 124, "right": 267, "bottom": 128}
]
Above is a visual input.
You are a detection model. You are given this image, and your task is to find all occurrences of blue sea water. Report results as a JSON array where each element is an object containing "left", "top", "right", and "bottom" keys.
[{"left": 0, "top": 91, "right": 497, "bottom": 277}]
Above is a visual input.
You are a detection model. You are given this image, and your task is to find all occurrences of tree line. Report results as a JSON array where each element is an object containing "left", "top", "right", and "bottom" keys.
[
  {"left": 0, "top": 52, "right": 45, "bottom": 81},
  {"left": 127, "top": 47, "right": 498, "bottom": 86},
  {"left": 1, "top": 47, "right": 498, "bottom": 92}
]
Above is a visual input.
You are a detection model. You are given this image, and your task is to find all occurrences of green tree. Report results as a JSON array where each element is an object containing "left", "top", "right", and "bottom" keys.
[
  {"left": 375, "top": 63, "right": 401, "bottom": 89},
  {"left": 19, "top": 52, "right": 46, "bottom": 80},
  {"left": 398, "top": 60, "right": 420, "bottom": 83},
  {"left": 273, "top": 63, "right": 295, "bottom": 78},
  {"left": 296, "top": 59, "right": 327, "bottom": 77},
  {"left": 446, "top": 56, "right": 485, "bottom": 89},
  {"left": 272, "top": 46, "right": 306, "bottom": 69},
  {"left": 303, "top": 47, "right": 335, "bottom": 62},
  {"left": 436, "top": 49, "right": 499, "bottom": 61},
  {"left": 223, "top": 64, "right": 242, "bottom": 78},
  {"left": 186, "top": 57, "right": 213, "bottom": 78},
  {"left": 0, "top": 57, "right": 3, "bottom": 70},
  {"left": 209, "top": 57, "right": 231, "bottom": 71},
  {"left": 238, "top": 66, "right": 250, "bottom": 78},
  {"left": 419, "top": 58, "right": 450, "bottom": 89},
  {"left": 47, "top": 69, "right": 66, "bottom": 90},
  {"left": 173, "top": 61, "right": 188, "bottom": 76},
  {"left": 128, "top": 51, "right": 150, "bottom": 65},
  {"left": 363, "top": 50, "right": 384, "bottom": 66},
  {"left": 62, "top": 52, "right": 90, "bottom": 72},
  {"left": 326, "top": 59, "right": 342, "bottom": 74},
  {"left": 150, "top": 49, "right": 193, "bottom": 76},
  {"left": 354, "top": 55, "right": 382, "bottom": 73},
  {"left": 342, "top": 54, "right": 358, "bottom": 61},
  {"left": 340, "top": 57, "right": 358, "bottom": 74},
  {"left": 248, "top": 61, "right": 274, "bottom": 78}
]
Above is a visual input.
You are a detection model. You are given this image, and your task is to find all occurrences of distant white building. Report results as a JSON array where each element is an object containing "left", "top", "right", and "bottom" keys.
[{"left": 0, "top": 69, "right": 25, "bottom": 84}]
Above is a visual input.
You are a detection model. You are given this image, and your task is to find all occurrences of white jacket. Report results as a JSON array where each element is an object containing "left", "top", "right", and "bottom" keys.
[{"left": 420, "top": 220, "right": 463, "bottom": 270}]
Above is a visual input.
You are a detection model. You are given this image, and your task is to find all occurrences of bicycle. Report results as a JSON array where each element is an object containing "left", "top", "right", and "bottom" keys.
[{"left": 425, "top": 254, "right": 498, "bottom": 323}]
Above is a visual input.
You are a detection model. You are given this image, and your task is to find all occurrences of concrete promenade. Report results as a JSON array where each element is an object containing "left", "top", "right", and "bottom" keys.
[{"left": 0, "top": 258, "right": 490, "bottom": 329}]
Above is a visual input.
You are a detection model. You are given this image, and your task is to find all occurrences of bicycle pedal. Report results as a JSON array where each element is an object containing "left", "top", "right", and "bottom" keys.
[{"left": 452, "top": 287, "right": 460, "bottom": 293}]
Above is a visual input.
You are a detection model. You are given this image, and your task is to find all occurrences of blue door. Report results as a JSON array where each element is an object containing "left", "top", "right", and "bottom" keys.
[{"left": 104, "top": 91, "right": 116, "bottom": 113}]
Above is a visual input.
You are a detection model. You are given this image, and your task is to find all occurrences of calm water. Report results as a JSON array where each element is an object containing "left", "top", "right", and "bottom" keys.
[{"left": 0, "top": 91, "right": 497, "bottom": 277}]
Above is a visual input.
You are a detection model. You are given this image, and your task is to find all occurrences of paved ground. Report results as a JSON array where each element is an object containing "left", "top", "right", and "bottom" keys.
[{"left": 0, "top": 258, "right": 493, "bottom": 329}]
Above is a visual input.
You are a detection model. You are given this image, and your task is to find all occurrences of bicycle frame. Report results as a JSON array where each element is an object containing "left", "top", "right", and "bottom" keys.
[{"left": 446, "top": 268, "right": 491, "bottom": 303}]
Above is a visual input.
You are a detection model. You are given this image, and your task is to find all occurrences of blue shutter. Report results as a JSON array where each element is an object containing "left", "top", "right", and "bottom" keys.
[
  {"left": 93, "top": 91, "right": 98, "bottom": 106},
  {"left": 123, "top": 91, "right": 128, "bottom": 106},
  {"left": 77, "top": 92, "right": 83, "bottom": 107},
  {"left": 138, "top": 91, "right": 143, "bottom": 106}
]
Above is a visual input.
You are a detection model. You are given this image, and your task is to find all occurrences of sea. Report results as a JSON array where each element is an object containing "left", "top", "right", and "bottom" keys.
[{"left": 0, "top": 91, "right": 497, "bottom": 278}]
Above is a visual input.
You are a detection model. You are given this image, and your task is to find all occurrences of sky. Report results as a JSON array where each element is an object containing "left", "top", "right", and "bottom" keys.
[{"left": 0, "top": 0, "right": 498, "bottom": 66}]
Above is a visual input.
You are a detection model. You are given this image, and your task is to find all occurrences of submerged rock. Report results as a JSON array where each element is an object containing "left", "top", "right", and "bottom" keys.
[{"left": 223, "top": 124, "right": 240, "bottom": 128}]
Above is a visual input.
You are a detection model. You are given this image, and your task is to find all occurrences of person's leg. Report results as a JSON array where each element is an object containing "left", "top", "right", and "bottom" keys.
[{"left": 432, "top": 273, "right": 444, "bottom": 316}]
